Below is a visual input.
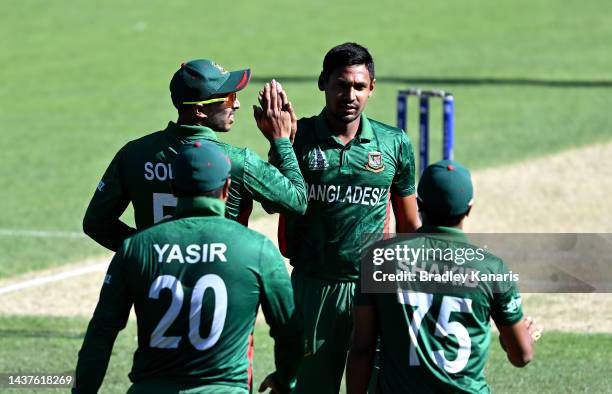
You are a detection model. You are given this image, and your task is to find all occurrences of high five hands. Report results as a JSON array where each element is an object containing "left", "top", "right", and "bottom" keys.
[{"left": 253, "top": 80, "right": 297, "bottom": 143}]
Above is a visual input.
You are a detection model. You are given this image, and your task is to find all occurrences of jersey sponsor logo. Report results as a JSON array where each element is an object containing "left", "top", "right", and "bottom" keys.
[
  {"left": 97, "top": 180, "right": 105, "bottom": 191},
  {"left": 307, "top": 183, "right": 387, "bottom": 206},
  {"left": 307, "top": 147, "right": 329, "bottom": 171},
  {"left": 153, "top": 243, "right": 227, "bottom": 263},
  {"left": 365, "top": 151, "right": 385, "bottom": 173},
  {"left": 144, "top": 162, "right": 174, "bottom": 181}
]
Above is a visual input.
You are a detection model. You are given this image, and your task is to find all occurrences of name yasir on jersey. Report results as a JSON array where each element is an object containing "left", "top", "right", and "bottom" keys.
[
  {"left": 153, "top": 243, "right": 227, "bottom": 263},
  {"left": 307, "top": 183, "right": 387, "bottom": 206}
]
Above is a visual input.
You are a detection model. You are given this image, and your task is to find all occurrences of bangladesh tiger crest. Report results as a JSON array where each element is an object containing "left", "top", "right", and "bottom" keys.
[
  {"left": 307, "top": 147, "right": 329, "bottom": 171},
  {"left": 365, "top": 151, "right": 385, "bottom": 173}
]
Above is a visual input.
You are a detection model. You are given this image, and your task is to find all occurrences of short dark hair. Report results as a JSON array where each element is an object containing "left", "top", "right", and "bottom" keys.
[
  {"left": 319, "top": 42, "right": 375, "bottom": 84},
  {"left": 171, "top": 183, "right": 225, "bottom": 199},
  {"left": 417, "top": 199, "right": 470, "bottom": 227}
]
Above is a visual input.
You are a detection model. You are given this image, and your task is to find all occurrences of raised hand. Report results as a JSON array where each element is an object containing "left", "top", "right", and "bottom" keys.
[{"left": 253, "top": 80, "right": 293, "bottom": 141}]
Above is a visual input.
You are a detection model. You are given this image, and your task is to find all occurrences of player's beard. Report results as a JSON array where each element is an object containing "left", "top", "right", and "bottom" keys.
[{"left": 207, "top": 109, "right": 234, "bottom": 132}]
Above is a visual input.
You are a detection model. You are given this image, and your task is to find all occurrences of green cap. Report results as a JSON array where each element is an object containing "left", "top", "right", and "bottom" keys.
[
  {"left": 417, "top": 160, "right": 473, "bottom": 216},
  {"left": 172, "top": 140, "right": 231, "bottom": 194},
  {"left": 169, "top": 59, "right": 251, "bottom": 107}
]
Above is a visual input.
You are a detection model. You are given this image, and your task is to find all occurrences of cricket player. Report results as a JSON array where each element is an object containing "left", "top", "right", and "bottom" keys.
[
  {"left": 346, "top": 160, "right": 540, "bottom": 393},
  {"left": 275, "top": 43, "right": 421, "bottom": 393},
  {"left": 73, "top": 140, "right": 301, "bottom": 394},
  {"left": 83, "top": 59, "right": 306, "bottom": 251}
]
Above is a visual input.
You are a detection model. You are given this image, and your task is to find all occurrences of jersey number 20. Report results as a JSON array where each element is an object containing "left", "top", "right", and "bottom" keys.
[
  {"left": 397, "top": 290, "right": 473, "bottom": 373},
  {"left": 148, "top": 274, "right": 227, "bottom": 350}
]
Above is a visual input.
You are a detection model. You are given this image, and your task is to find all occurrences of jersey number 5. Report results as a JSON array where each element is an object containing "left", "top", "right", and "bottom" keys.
[
  {"left": 148, "top": 274, "right": 227, "bottom": 350},
  {"left": 397, "top": 290, "right": 473, "bottom": 373},
  {"left": 153, "top": 193, "right": 177, "bottom": 223}
]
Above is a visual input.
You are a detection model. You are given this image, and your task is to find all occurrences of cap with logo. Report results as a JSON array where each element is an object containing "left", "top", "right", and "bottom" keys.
[
  {"left": 170, "top": 59, "right": 251, "bottom": 107},
  {"left": 417, "top": 160, "right": 473, "bottom": 216},
  {"left": 172, "top": 140, "right": 231, "bottom": 194}
]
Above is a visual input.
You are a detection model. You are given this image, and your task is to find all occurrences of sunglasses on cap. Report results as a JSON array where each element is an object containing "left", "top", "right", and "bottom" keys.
[{"left": 182, "top": 92, "right": 237, "bottom": 108}]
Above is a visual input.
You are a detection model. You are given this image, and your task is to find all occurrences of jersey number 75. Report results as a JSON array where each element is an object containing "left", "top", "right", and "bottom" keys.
[{"left": 397, "top": 290, "right": 474, "bottom": 373}]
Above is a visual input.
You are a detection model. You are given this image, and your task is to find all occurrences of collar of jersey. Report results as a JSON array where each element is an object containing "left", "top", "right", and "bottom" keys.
[
  {"left": 417, "top": 225, "right": 469, "bottom": 243},
  {"left": 166, "top": 121, "right": 218, "bottom": 141},
  {"left": 314, "top": 109, "right": 374, "bottom": 143},
  {"left": 175, "top": 196, "right": 225, "bottom": 218}
]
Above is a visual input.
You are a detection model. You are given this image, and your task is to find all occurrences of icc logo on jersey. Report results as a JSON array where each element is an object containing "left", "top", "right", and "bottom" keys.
[
  {"left": 365, "top": 151, "right": 385, "bottom": 173},
  {"left": 308, "top": 147, "right": 329, "bottom": 171}
]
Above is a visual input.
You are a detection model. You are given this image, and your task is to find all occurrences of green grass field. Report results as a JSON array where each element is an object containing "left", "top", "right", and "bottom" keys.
[
  {"left": 1, "top": 1, "right": 611, "bottom": 392},
  {"left": 1, "top": 0, "right": 611, "bottom": 276},
  {"left": 0, "top": 316, "right": 610, "bottom": 393}
]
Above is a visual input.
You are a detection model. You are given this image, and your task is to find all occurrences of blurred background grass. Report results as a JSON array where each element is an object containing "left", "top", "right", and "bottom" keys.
[{"left": 1, "top": 0, "right": 611, "bottom": 276}]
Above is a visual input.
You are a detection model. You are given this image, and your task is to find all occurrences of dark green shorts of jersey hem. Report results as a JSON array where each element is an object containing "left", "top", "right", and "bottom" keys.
[{"left": 291, "top": 270, "right": 356, "bottom": 394}]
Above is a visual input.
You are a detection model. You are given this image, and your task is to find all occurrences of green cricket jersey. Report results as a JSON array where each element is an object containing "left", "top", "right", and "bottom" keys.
[
  {"left": 74, "top": 196, "right": 301, "bottom": 394},
  {"left": 280, "top": 110, "right": 416, "bottom": 281},
  {"left": 84, "top": 121, "right": 307, "bottom": 251},
  {"left": 357, "top": 225, "right": 524, "bottom": 394}
]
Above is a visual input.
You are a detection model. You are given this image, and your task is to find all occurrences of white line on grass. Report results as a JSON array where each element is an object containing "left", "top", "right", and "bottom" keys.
[
  {"left": 0, "top": 263, "right": 107, "bottom": 295},
  {"left": 0, "top": 229, "right": 85, "bottom": 238}
]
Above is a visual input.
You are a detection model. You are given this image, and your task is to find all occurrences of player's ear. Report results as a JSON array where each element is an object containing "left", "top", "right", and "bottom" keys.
[
  {"left": 318, "top": 73, "right": 326, "bottom": 91},
  {"left": 368, "top": 78, "right": 376, "bottom": 97},
  {"left": 221, "top": 178, "right": 231, "bottom": 202},
  {"left": 194, "top": 104, "right": 208, "bottom": 120}
]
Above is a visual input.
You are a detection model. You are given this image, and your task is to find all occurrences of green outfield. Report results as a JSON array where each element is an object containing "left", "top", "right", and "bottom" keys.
[
  {"left": 1, "top": 1, "right": 611, "bottom": 392},
  {"left": 1, "top": 0, "right": 611, "bottom": 276},
  {"left": 0, "top": 316, "right": 610, "bottom": 393}
]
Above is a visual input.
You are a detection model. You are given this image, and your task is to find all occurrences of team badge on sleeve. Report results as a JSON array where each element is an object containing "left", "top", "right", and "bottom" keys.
[
  {"left": 365, "top": 151, "right": 385, "bottom": 173},
  {"left": 503, "top": 295, "right": 522, "bottom": 313}
]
